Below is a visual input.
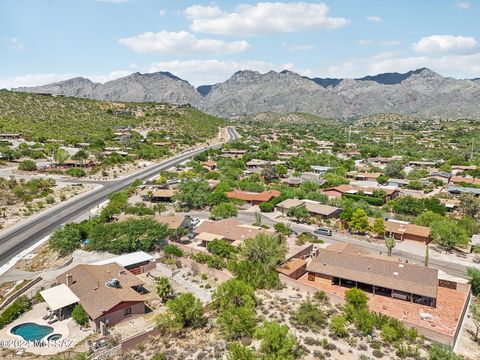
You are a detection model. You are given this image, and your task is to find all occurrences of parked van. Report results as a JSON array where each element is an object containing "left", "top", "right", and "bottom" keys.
[{"left": 314, "top": 227, "right": 332, "bottom": 236}]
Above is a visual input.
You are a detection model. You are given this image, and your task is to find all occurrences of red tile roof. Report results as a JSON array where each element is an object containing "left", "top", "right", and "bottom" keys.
[{"left": 226, "top": 189, "right": 281, "bottom": 202}]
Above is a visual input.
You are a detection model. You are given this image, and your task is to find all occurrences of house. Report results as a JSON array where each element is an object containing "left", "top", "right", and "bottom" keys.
[
  {"left": 222, "top": 149, "right": 247, "bottom": 159},
  {"left": 408, "top": 160, "right": 438, "bottom": 168},
  {"left": 451, "top": 165, "right": 477, "bottom": 175},
  {"left": 226, "top": 189, "right": 281, "bottom": 205},
  {"left": 246, "top": 159, "right": 268, "bottom": 169},
  {"left": 449, "top": 176, "right": 480, "bottom": 186},
  {"left": 153, "top": 214, "right": 191, "bottom": 231},
  {"left": 275, "top": 198, "right": 342, "bottom": 219},
  {"left": 202, "top": 160, "right": 217, "bottom": 171},
  {"left": 57, "top": 263, "right": 146, "bottom": 331},
  {"left": 140, "top": 188, "right": 177, "bottom": 202},
  {"left": 278, "top": 152, "right": 299, "bottom": 160},
  {"left": 310, "top": 165, "right": 331, "bottom": 175},
  {"left": 194, "top": 218, "right": 270, "bottom": 247},
  {"left": 448, "top": 186, "right": 480, "bottom": 196},
  {"left": 387, "top": 178, "right": 409, "bottom": 188},
  {"left": 276, "top": 258, "right": 307, "bottom": 280},
  {"left": 347, "top": 171, "right": 383, "bottom": 182},
  {"left": 306, "top": 243, "right": 438, "bottom": 307},
  {"left": 93, "top": 251, "right": 156, "bottom": 274},
  {"left": 384, "top": 219, "right": 431, "bottom": 243},
  {"left": 427, "top": 172, "right": 451, "bottom": 184},
  {"left": 322, "top": 185, "right": 399, "bottom": 202}
]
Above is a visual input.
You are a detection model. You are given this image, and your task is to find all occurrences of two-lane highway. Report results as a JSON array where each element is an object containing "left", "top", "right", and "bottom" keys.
[{"left": 0, "top": 127, "right": 239, "bottom": 267}]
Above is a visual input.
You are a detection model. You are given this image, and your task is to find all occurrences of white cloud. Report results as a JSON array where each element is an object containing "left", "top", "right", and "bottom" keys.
[
  {"left": 413, "top": 35, "right": 477, "bottom": 54},
  {"left": 119, "top": 31, "right": 249, "bottom": 55},
  {"left": 159, "top": 9, "right": 166, "bottom": 16},
  {"left": 0, "top": 73, "right": 76, "bottom": 89},
  {"left": 282, "top": 43, "right": 314, "bottom": 51},
  {"left": 379, "top": 40, "right": 401, "bottom": 46},
  {"left": 5, "top": 37, "right": 25, "bottom": 51},
  {"left": 325, "top": 49, "right": 480, "bottom": 79},
  {"left": 185, "top": 2, "right": 350, "bottom": 35},
  {"left": 366, "top": 15, "right": 382, "bottom": 23},
  {"left": 358, "top": 39, "right": 373, "bottom": 46},
  {"left": 147, "top": 59, "right": 305, "bottom": 85},
  {"left": 456, "top": 1, "right": 471, "bottom": 9}
]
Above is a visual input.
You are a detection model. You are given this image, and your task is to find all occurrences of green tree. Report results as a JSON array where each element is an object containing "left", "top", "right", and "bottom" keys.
[
  {"left": 54, "top": 149, "right": 69, "bottom": 165},
  {"left": 467, "top": 268, "right": 480, "bottom": 296},
  {"left": 72, "top": 304, "right": 89, "bottom": 326},
  {"left": 49, "top": 223, "right": 83, "bottom": 256},
  {"left": 428, "top": 344, "right": 464, "bottom": 360},
  {"left": 163, "top": 244, "right": 183, "bottom": 257},
  {"left": 166, "top": 293, "right": 204, "bottom": 328},
  {"left": 349, "top": 209, "right": 370, "bottom": 234},
  {"left": 384, "top": 161, "right": 404, "bottom": 178},
  {"left": 230, "top": 234, "right": 286, "bottom": 289},
  {"left": 207, "top": 239, "right": 236, "bottom": 259},
  {"left": 431, "top": 219, "right": 469, "bottom": 251},
  {"left": 354, "top": 308, "right": 374, "bottom": 335},
  {"left": 255, "top": 321, "right": 301, "bottom": 360},
  {"left": 459, "top": 193, "right": 480, "bottom": 219},
  {"left": 156, "top": 277, "right": 172, "bottom": 303},
  {"left": 372, "top": 217, "right": 386, "bottom": 238},
  {"left": 287, "top": 204, "right": 310, "bottom": 222},
  {"left": 261, "top": 165, "right": 279, "bottom": 182},
  {"left": 274, "top": 222, "right": 292, "bottom": 236},
  {"left": 18, "top": 160, "right": 37, "bottom": 171},
  {"left": 290, "top": 301, "right": 327, "bottom": 332},
  {"left": 469, "top": 298, "right": 480, "bottom": 341},
  {"left": 212, "top": 279, "right": 255, "bottom": 311},
  {"left": 322, "top": 173, "right": 348, "bottom": 187},
  {"left": 385, "top": 236, "right": 396, "bottom": 256},
  {"left": 174, "top": 180, "right": 210, "bottom": 210},
  {"left": 217, "top": 303, "right": 257, "bottom": 340},
  {"left": 345, "top": 288, "right": 368, "bottom": 310},
  {"left": 227, "top": 342, "right": 258, "bottom": 360},
  {"left": 330, "top": 315, "right": 348, "bottom": 337},
  {"left": 210, "top": 202, "right": 238, "bottom": 220}
]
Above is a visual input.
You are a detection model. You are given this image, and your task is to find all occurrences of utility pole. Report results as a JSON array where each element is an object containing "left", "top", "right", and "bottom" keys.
[
  {"left": 471, "top": 138, "right": 475, "bottom": 161},
  {"left": 348, "top": 126, "right": 352, "bottom": 143}
]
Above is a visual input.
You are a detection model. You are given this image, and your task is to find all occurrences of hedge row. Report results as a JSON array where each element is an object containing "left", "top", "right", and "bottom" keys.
[{"left": 342, "top": 193, "right": 385, "bottom": 206}]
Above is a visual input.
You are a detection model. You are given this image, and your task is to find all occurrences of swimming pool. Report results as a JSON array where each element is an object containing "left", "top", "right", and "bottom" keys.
[{"left": 10, "top": 322, "right": 54, "bottom": 341}]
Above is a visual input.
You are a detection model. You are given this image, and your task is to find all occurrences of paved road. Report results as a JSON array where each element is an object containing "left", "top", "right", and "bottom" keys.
[{"left": 0, "top": 128, "right": 239, "bottom": 267}]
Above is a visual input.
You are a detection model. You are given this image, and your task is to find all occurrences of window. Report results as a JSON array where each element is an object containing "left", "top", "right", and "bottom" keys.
[{"left": 124, "top": 307, "right": 132, "bottom": 316}]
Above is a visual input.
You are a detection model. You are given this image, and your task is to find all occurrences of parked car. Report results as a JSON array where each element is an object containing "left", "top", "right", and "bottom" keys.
[
  {"left": 190, "top": 217, "right": 201, "bottom": 226},
  {"left": 314, "top": 227, "right": 332, "bottom": 236}
]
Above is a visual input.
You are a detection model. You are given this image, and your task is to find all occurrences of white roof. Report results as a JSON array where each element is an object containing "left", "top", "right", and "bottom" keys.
[
  {"left": 93, "top": 251, "right": 154, "bottom": 267},
  {"left": 40, "top": 284, "right": 79, "bottom": 311}
]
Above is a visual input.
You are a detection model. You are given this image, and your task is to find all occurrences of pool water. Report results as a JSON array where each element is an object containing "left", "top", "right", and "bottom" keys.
[{"left": 10, "top": 322, "right": 54, "bottom": 341}]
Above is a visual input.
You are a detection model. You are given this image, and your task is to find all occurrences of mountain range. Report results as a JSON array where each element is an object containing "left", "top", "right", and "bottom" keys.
[{"left": 14, "top": 68, "right": 480, "bottom": 119}]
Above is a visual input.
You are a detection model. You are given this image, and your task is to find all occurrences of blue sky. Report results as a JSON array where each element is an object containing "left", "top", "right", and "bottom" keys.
[{"left": 1, "top": 0, "right": 479, "bottom": 87}]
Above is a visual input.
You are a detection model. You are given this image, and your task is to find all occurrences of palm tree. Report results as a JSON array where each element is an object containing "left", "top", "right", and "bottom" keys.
[{"left": 156, "top": 277, "right": 173, "bottom": 303}]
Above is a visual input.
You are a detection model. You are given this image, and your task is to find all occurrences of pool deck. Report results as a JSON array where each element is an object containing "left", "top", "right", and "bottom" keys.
[{"left": 0, "top": 303, "right": 92, "bottom": 355}]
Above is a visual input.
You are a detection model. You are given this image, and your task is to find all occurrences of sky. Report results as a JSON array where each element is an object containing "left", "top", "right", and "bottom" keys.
[{"left": 1, "top": 0, "right": 479, "bottom": 88}]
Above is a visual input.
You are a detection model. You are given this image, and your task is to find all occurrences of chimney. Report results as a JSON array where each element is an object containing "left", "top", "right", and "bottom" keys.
[{"left": 66, "top": 274, "right": 73, "bottom": 287}]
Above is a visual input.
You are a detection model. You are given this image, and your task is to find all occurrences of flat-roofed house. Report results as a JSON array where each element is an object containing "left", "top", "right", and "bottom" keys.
[
  {"left": 306, "top": 243, "right": 438, "bottom": 307},
  {"left": 246, "top": 159, "right": 268, "bottom": 169},
  {"left": 322, "top": 185, "right": 399, "bottom": 201},
  {"left": 57, "top": 263, "right": 146, "bottom": 331},
  {"left": 276, "top": 199, "right": 342, "bottom": 219},
  {"left": 202, "top": 160, "right": 217, "bottom": 171},
  {"left": 449, "top": 176, "right": 480, "bottom": 186}
]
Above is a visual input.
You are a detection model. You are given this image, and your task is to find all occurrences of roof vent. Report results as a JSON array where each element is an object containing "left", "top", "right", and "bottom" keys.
[
  {"left": 393, "top": 271, "right": 399, "bottom": 276},
  {"left": 399, "top": 264, "right": 404, "bottom": 268}
]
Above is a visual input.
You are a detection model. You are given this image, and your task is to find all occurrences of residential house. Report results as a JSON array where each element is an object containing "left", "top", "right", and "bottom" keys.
[
  {"left": 226, "top": 189, "right": 281, "bottom": 205},
  {"left": 275, "top": 198, "right": 342, "bottom": 219},
  {"left": 311, "top": 165, "right": 331, "bottom": 175},
  {"left": 306, "top": 243, "right": 438, "bottom": 307},
  {"left": 322, "top": 185, "right": 399, "bottom": 201},
  {"left": 194, "top": 218, "right": 270, "bottom": 247},
  {"left": 202, "top": 160, "right": 217, "bottom": 171},
  {"left": 140, "top": 188, "right": 177, "bottom": 202},
  {"left": 451, "top": 165, "right": 477, "bottom": 175},
  {"left": 384, "top": 219, "right": 431, "bottom": 243},
  {"left": 347, "top": 171, "right": 383, "bottom": 182},
  {"left": 387, "top": 178, "right": 409, "bottom": 188},
  {"left": 278, "top": 152, "right": 299, "bottom": 160},
  {"left": 57, "top": 263, "right": 146, "bottom": 331},
  {"left": 93, "top": 251, "right": 156, "bottom": 274},
  {"left": 427, "top": 172, "right": 452, "bottom": 184},
  {"left": 246, "top": 159, "right": 268, "bottom": 169},
  {"left": 448, "top": 186, "right": 480, "bottom": 197},
  {"left": 449, "top": 176, "right": 480, "bottom": 186}
]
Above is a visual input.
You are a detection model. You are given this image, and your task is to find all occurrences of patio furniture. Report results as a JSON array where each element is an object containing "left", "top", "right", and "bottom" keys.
[{"left": 48, "top": 315, "right": 59, "bottom": 324}]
